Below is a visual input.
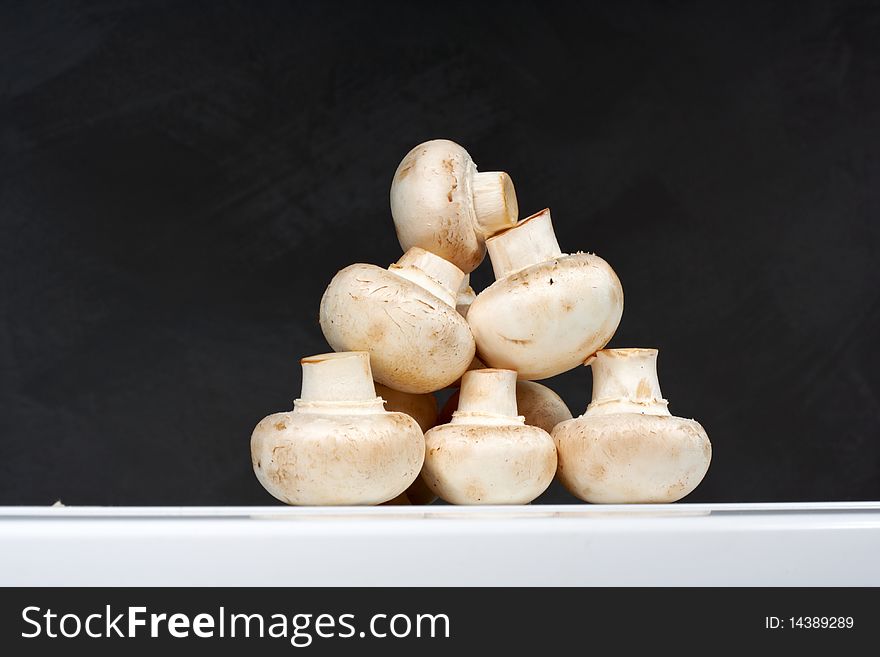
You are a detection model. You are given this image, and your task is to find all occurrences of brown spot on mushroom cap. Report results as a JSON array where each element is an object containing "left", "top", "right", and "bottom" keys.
[
  {"left": 501, "top": 336, "right": 532, "bottom": 345},
  {"left": 445, "top": 160, "right": 458, "bottom": 202},
  {"left": 274, "top": 421, "right": 287, "bottom": 431},
  {"left": 366, "top": 323, "right": 386, "bottom": 342},
  {"left": 396, "top": 160, "right": 415, "bottom": 180},
  {"left": 464, "top": 482, "right": 485, "bottom": 501},
  {"left": 586, "top": 462, "right": 606, "bottom": 481}
]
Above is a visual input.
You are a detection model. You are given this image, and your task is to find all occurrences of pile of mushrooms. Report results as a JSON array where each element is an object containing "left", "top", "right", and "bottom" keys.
[{"left": 251, "top": 139, "right": 711, "bottom": 506}]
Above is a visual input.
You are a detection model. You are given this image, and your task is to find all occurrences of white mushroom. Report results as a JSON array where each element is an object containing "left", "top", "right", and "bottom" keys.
[
  {"left": 439, "top": 380, "right": 572, "bottom": 434},
  {"left": 375, "top": 383, "right": 439, "bottom": 505},
  {"left": 552, "top": 348, "right": 712, "bottom": 503},
  {"left": 467, "top": 208, "right": 624, "bottom": 380},
  {"left": 320, "top": 247, "right": 476, "bottom": 394},
  {"left": 422, "top": 369, "right": 557, "bottom": 505},
  {"left": 390, "top": 139, "right": 519, "bottom": 273},
  {"left": 251, "top": 352, "right": 425, "bottom": 505}
]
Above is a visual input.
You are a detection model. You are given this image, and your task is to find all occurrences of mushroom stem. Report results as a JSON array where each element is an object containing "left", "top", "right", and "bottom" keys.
[
  {"left": 455, "top": 274, "right": 476, "bottom": 319},
  {"left": 486, "top": 208, "right": 563, "bottom": 279},
  {"left": 452, "top": 369, "right": 524, "bottom": 425},
  {"left": 472, "top": 171, "right": 518, "bottom": 237},
  {"left": 298, "top": 352, "right": 379, "bottom": 403},
  {"left": 389, "top": 247, "right": 464, "bottom": 307},
  {"left": 586, "top": 348, "right": 671, "bottom": 417}
]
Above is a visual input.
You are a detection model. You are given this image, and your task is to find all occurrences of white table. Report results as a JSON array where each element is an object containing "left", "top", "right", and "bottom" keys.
[{"left": 1, "top": 503, "right": 877, "bottom": 586}]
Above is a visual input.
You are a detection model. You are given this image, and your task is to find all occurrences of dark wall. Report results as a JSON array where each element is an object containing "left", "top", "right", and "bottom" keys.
[{"left": 1, "top": 0, "right": 878, "bottom": 505}]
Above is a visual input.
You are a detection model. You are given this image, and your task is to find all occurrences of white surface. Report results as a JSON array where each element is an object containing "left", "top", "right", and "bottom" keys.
[{"left": 0, "top": 503, "right": 877, "bottom": 586}]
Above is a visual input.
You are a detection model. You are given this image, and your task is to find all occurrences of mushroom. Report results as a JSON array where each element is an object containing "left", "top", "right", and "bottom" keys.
[
  {"left": 438, "top": 380, "right": 572, "bottom": 433},
  {"left": 552, "top": 348, "right": 712, "bottom": 503},
  {"left": 375, "top": 383, "right": 439, "bottom": 505},
  {"left": 251, "top": 352, "right": 425, "bottom": 505},
  {"left": 390, "top": 139, "right": 519, "bottom": 273},
  {"left": 422, "top": 369, "right": 557, "bottom": 505},
  {"left": 320, "top": 247, "right": 476, "bottom": 394},
  {"left": 467, "top": 208, "right": 624, "bottom": 380}
]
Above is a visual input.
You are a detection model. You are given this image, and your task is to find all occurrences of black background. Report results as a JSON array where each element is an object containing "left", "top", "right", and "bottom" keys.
[{"left": 1, "top": 0, "right": 878, "bottom": 505}]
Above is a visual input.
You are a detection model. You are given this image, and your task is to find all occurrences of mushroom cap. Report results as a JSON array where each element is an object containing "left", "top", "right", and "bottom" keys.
[
  {"left": 390, "top": 139, "right": 484, "bottom": 273},
  {"left": 422, "top": 423, "right": 557, "bottom": 504},
  {"left": 467, "top": 253, "right": 624, "bottom": 380},
  {"left": 552, "top": 413, "right": 711, "bottom": 503},
  {"left": 320, "top": 263, "right": 476, "bottom": 393},
  {"left": 251, "top": 410, "right": 424, "bottom": 505}
]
